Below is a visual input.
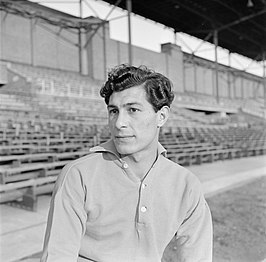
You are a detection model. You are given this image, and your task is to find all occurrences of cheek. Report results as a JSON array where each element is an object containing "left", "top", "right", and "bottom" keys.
[
  {"left": 108, "top": 117, "right": 116, "bottom": 127},
  {"left": 138, "top": 117, "right": 158, "bottom": 132}
]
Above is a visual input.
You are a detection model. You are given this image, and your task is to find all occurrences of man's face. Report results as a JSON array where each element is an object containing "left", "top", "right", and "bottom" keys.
[{"left": 107, "top": 85, "right": 162, "bottom": 157}]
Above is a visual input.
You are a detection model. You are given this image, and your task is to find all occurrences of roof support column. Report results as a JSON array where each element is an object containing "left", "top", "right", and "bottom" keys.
[
  {"left": 126, "top": 0, "right": 132, "bottom": 65},
  {"left": 78, "top": 30, "right": 82, "bottom": 73},
  {"left": 227, "top": 51, "right": 231, "bottom": 99},
  {"left": 102, "top": 23, "right": 107, "bottom": 80},
  {"left": 30, "top": 18, "right": 35, "bottom": 66},
  {"left": 78, "top": 0, "right": 83, "bottom": 74},
  {"left": 263, "top": 52, "right": 266, "bottom": 116},
  {"left": 78, "top": 0, "right": 89, "bottom": 75},
  {"left": 214, "top": 30, "right": 219, "bottom": 104}
]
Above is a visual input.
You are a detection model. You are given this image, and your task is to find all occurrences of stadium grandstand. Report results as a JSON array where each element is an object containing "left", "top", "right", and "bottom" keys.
[{"left": 0, "top": 0, "right": 266, "bottom": 261}]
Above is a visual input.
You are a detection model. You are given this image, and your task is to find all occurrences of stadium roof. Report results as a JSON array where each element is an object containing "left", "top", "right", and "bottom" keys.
[
  {"left": 102, "top": 0, "right": 266, "bottom": 62},
  {"left": 1, "top": 0, "right": 265, "bottom": 62},
  {"left": 0, "top": 0, "right": 102, "bottom": 30}
]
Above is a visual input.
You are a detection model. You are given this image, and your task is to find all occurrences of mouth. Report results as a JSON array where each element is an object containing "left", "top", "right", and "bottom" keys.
[{"left": 115, "top": 135, "right": 134, "bottom": 142}]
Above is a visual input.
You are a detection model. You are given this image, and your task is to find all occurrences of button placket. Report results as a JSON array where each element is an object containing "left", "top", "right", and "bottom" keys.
[
  {"left": 138, "top": 181, "right": 149, "bottom": 227},
  {"left": 136, "top": 221, "right": 146, "bottom": 231},
  {"left": 137, "top": 168, "right": 154, "bottom": 226}
]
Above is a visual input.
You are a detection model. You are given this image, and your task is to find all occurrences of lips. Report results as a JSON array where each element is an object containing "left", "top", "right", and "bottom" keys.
[{"left": 115, "top": 135, "right": 134, "bottom": 142}]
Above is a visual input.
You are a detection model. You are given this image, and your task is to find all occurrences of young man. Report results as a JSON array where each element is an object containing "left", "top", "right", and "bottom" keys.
[{"left": 41, "top": 64, "right": 213, "bottom": 262}]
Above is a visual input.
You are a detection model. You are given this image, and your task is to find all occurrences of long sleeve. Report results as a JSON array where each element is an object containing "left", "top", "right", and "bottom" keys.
[
  {"left": 174, "top": 179, "right": 213, "bottom": 262},
  {"left": 41, "top": 164, "right": 87, "bottom": 262}
]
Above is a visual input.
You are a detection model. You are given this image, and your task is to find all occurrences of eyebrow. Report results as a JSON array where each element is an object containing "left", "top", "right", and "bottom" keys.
[{"left": 107, "top": 102, "right": 142, "bottom": 109}]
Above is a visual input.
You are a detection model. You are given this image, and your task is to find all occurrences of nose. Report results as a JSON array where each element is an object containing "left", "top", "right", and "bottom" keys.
[{"left": 114, "top": 111, "right": 128, "bottom": 129}]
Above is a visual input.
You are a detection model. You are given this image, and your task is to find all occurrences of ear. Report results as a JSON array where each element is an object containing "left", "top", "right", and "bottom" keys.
[{"left": 157, "top": 106, "right": 170, "bottom": 128}]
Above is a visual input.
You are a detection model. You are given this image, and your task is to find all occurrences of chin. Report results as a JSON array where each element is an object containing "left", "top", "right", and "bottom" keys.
[{"left": 114, "top": 144, "right": 136, "bottom": 156}]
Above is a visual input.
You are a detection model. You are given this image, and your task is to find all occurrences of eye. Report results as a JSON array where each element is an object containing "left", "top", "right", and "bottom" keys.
[
  {"left": 128, "top": 107, "right": 140, "bottom": 113},
  {"left": 108, "top": 108, "right": 118, "bottom": 115}
]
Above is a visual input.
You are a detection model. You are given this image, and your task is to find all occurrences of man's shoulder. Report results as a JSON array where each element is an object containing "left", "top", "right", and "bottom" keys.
[
  {"left": 64, "top": 148, "right": 106, "bottom": 170},
  {"left": 161, "top": 155, "right": 201, "bottom": 184},
  {"left": 161, "top": 155, "right": 189, "bottom": 172},
  {"left": 64, "top": 140, "right": 115, "bottom": 168},
  {"left": 54, "top": 148, "right": 109, "bottom": 189}
]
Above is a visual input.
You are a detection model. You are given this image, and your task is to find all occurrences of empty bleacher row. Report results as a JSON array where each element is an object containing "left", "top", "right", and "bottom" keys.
[
  {"left": 160, "top": 126, "right": 266, "bottom": 166},
  {"left": 8, "top": 62, "right": 101, "bottom": 98},
  {"left": 175, "top": 91, "right": 265, "bottom": 119},
  {"left": 0, "top": 126, "right": 98, "bottom": 211},
  {"left": 3, "top": 62, "right": 265, "bottom": 120},
  {"left": 1, "top": 62, "right": 108, "bottom": 129},
  {"left": 0, "top": 62, "right": 265, "bottom": 211},
  {"left": 1, "top": 121, "right": 265, "bottom": 211}
]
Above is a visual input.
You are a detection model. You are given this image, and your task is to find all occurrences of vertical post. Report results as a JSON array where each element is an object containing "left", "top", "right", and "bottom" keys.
[
  {"left": 30, "top": 18, "right": 35, "bottom": 66},
  {"left": 183, "top": 62, "right": 186, "bottom": 93},
  {"left": 78, "top": 0, "right": 83, "bottom": 73},
  {"left": 214, "top": 30, "right": 219, "bottom": 104},
  {"left": 173, "top": 30, "right": 177, "bottom": 45},
  {"left": 263, "top": 52, "right": 266, "bottom": 115},
  {"left": 78, "top": 29, "right": 82, "bottom": 74},
  {"left": 227, "top": 51, "right": 231, "bottom": 99},
  {"left": 193, "top": 55, "right": 197, "bottom": 93},
  {"left": 126, "top": 0, "right": 132, "bottom": 65},
  {"left": 102, "top": 23, "right": 107, "bottom": 80},
  {"left": 241, "top": 74, "right": 244, "bottom": 99}
]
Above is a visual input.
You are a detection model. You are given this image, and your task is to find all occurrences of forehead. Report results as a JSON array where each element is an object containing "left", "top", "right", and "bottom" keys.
[{"left": 109, "top": 85, "right": 149, "bottom": 106}]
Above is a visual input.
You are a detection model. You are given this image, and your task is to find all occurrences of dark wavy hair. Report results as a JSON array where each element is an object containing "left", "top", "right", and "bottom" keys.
[{"left": 100, "top": 64, "right": 174, "bottom": 112}]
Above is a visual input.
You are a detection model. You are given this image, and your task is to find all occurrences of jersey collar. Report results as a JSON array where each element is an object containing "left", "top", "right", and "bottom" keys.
[{"left": 90, "top": 139, "right": 167, "bottom": 158}]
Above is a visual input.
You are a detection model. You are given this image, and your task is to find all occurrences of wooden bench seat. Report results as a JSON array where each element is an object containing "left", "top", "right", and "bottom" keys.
[
  {"left": 0, "top": 153, "right": 57, "bottom": 167},
  {"left": 242, "top": 145, "right": 266, "bottom": 157},
  {"left": 0, "top": 145, "right": 35, "bottom": 155},
  {"left": 4, "top": 137, "right": 93, "bottom": 147},
  {"left": 167, "top": 147, "right": 243, "bottom": 166},
  {"left": 0, "top": 151, "right": 91, "bottom": 169},
  {"left": 0, "top": 143, "right": 85, "bottom": 155},
  {"left": 0, "top": 176, "right": 57, "bottom": 211},
  {"left": 56, "top": 150, "right": 90, "bottom": 160},
  {"left": 0, "top": 160, "right": 69, "bottom": 184}
]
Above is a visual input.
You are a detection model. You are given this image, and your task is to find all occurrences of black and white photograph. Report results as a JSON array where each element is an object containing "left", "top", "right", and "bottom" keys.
[{"left": 0, "top": 1, "right": 266, "bottom": 261}]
